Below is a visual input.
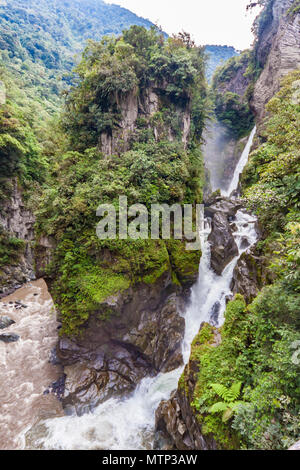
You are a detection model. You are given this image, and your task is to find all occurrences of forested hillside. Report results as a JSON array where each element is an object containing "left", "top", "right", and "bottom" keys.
[
  {"left": 0, "top": 0, "right": 237, "bottom": 110},
  {"left": 157, "top": 0, "right": 300, "bottom": 451},
  {"left": 1, "top": 0, "right": 299, "bottom": 452},
  {"left": 205, "top": 45, "right": 238, "bottom": 81},
  {"left": 0, "top": 0, "right": 154, "bottom": 108},
  {"left": 34, "top": 27, "right": 207, "bottom": 335},
  {"left": 188, "top": 72, "right": 300, "bottom": 449}
]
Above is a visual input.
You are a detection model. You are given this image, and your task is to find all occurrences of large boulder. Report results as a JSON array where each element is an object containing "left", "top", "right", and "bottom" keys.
[
  {"left": 208, "top": 211, "right": 239, "bottom": 275},
  {"left": 57, "top": 273, "right": 186, "bottom": 415},
  {"left": 231, "top": 246, "right": 275, "bottom": 304}
]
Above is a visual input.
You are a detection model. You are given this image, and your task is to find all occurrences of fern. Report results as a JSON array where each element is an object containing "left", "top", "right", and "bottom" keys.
[
  {"left": 210, "top": 383, "right": 229, "bottom": 401},
  {"left": 211, "top": 381, "right": 242, "bottom": 402},
  {"left": 209, "top": 402, "right": 229, "bottom": 413},
  {"left": 209, "top": 382, "right": 247, "bottom": 422}
]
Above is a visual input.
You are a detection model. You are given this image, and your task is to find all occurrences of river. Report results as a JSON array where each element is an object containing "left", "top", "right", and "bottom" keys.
[{"left": 19, "top": 126, "right": 257, "bottom": 450}]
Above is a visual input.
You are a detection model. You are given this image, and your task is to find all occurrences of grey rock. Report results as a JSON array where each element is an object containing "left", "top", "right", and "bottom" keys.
[
  {"left": 0, "top": 333, "right": 20, "bottom": 343},
  {"left": 0, "top": 316, "right": 15, "bottom": 329},
  {"left": 208, "top": 211, "right": 239, "bottom": 275},
  {"left": 252, "top": 0, "right": 300, "bottom": 123},
  {"left": 231, "top": 246, "right": 275, "bottom": 304},
  {"left": 57, "top": 273, "right": 186, "bottom": 415},
  {"left": 155, "top": 323, "right": 219, "bottom": 450},
  {"left": 289, "top": 440, "right": 300, "bottom": 451}
]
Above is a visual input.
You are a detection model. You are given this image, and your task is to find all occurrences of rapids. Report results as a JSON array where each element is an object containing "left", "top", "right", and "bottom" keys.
[
  {"left": 0, "top": 279, "right": 64, "bottom": 450},
  {"left": 22, "top": 127, "right": 257, "bottom": 450}
]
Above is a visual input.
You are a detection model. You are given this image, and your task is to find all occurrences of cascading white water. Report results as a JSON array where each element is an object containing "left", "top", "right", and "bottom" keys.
[
  {"left": 223, "top": 126, "right": 257, "bottom": 197},
  {"left": 24, "top": 128, "right": 257, "bottom": 450}
]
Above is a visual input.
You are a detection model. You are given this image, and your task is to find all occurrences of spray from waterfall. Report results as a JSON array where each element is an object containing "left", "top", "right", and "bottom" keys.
[{"left": 23, "top": 127, "right": 258, "bottom": 450}]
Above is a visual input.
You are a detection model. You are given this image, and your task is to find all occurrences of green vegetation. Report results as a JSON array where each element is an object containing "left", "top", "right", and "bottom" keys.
[
  {"left": 0, "top": 70, "right": 47, "bottom": 193},
  {"left": 212, "top": 50, "right": 255, "bottom": 137},
  {"left": 288, "top": 0, "right": 300, "bottom": 16},
  {"left": 243, "top": 71, "right": 300, "bottom": 236},
  {"left": 0, "top": 0, "right": 155, "bottom": 110},
  {"left": 1, "top": 0, "right": 299, "bottom": 450},
  {"left": 0, "top": 228, "right": 25, "bottom": 268},
  {"left": 209, "top": 382, "right": 246, "bottom": 423},
  {"left": 0, "top": 2, "right": 212, "bottom": 334},
  {"left": 0, "top": 64, "right": 50, "bottom": 271},
  {"left": 62, "top": 27, "right": 207, "bottom": 150},
  {"left": 188, "top": 71, "right": 300, "bottom": 450},
  {"left": 204, "top": 45, "right": 238, "bottom": 82},
  {"left": 34, "top": 27, "right": 207, "bottom": 335},
  {"left": 190, "top": 287, "right": 300, "bottom": 449}
]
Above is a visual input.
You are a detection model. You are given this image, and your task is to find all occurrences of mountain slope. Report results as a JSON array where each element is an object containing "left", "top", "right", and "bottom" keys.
[
  {"left": 205, "top": 45, "right": 238, "bottom": 81},
  {"left": 0, "top": 0, "right": 238, "bottom": 109},
  {"left": 0, "top": 0, "right": 155, "bottom": 109}
]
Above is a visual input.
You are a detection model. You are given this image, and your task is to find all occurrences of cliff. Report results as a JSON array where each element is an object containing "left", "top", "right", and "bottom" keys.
[
  {"left": 156, "top": 0, "right": 300, "bottom": 450},
  {"left": 31, "top": 28, "right": 207, "bottom": 414},
  {"left": 252, "top": 0, "right": 300, "bottom": 122},
  {"left": 98, "top": 82, "right": 192, "bottom": 157},
  {"left": 0, "top": 180, "right": 35, "bottom": 296}
]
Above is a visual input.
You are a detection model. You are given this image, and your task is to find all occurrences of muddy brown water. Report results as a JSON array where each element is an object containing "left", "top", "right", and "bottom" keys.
[{"left": 0, "top": 279, "right": 64, "bottom": 450}]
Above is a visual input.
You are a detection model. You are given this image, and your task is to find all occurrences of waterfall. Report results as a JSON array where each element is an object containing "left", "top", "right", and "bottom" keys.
[
  {"left": 23, "top": 128, "right": 257, "bottom": 450},
  {"left": 223, "top": 126, "right": 257, "bottom": 197}
]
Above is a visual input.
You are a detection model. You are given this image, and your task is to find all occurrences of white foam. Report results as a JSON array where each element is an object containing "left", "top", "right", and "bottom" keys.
[{"left": 25, "top": 128, "right": 258, "bottom": 450}]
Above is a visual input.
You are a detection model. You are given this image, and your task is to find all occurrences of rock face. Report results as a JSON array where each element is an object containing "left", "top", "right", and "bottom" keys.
[
  {"left": 231, "top": 242, "right": 276, "bottom": 304},
  {"left": 155, "top": 323, "right": 219, "bottom": 450},
  {"left": 208, "top": 212, "right": 239, "bottom": 275},
  {"left": 0, "top": 179, "right": 36, "bottom": 296},
  {"left": 206, "top": 196, "right": 241, "bottom": 275},
  {"left": 57, "top": 272, "right": 186, "bottom": 415},
  {"left": 252, "top": 0, "right": 300, "bottom": 122},
  {"left": 231, "top": 250, "right": 261, "bottom": 304},
  {"left": 99, "top": 84, "right": 191, "bottom": 156}
]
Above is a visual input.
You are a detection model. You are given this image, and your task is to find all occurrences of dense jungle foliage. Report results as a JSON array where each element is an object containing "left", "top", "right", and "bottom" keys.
[
  {"left": 211, "top": 50, "right": 256, "bottom": 138},
  {"left": 0, "top": 0, "right": 232, "bottom": 111},
  {"left": 1, "top": 0, "right": 299, "bottom": 451},
  {"left": 0, "top": 0, "right": 224, "bottom": 335},
  {"left": 0, "top": 0, "right": 154, "bottom": 109},
  {"left": 187, "top": 71, "right": 300, "bottom": 450},
  {"left": 34, "top": 27, "right": 207, "bottom": 335}
]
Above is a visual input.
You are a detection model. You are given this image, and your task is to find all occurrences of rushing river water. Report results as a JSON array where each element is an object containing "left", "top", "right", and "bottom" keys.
[
  {"left": 1, "top": 127, "right": 257, "bottom": 450},
  {"left": 20, "top": 126, "right": 257, "bottom": 450},
  {"left": 0, "top": 279, "right": 64, "bottom": 450}
]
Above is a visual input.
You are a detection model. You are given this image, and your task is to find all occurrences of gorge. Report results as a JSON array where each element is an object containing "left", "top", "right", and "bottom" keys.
[
  {"left": 0, "top": 0, "right": 300, "bottom": 451},
  {"left": 22, "top": 126, "right": 258, "bottom": 451}
]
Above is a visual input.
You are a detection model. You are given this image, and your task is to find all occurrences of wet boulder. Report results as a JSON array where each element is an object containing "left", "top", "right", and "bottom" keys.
[
  {"left": 0, "top": 316, "right": 15, "bottom": 329},
  {"left": 231, "top": 246, "right": 274, "bottom": 304},
  {"left": 204, "top": 195, "right": 242, "bottom": 219},
  {"left": 56, "top": 273, "right": 186, "bottom": 416},
  {"left": 0, "top": 333, "right": 20, "bottom": 343},
  {"left": 208, "top": 212, "right": 239, "bottom": 275}
]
